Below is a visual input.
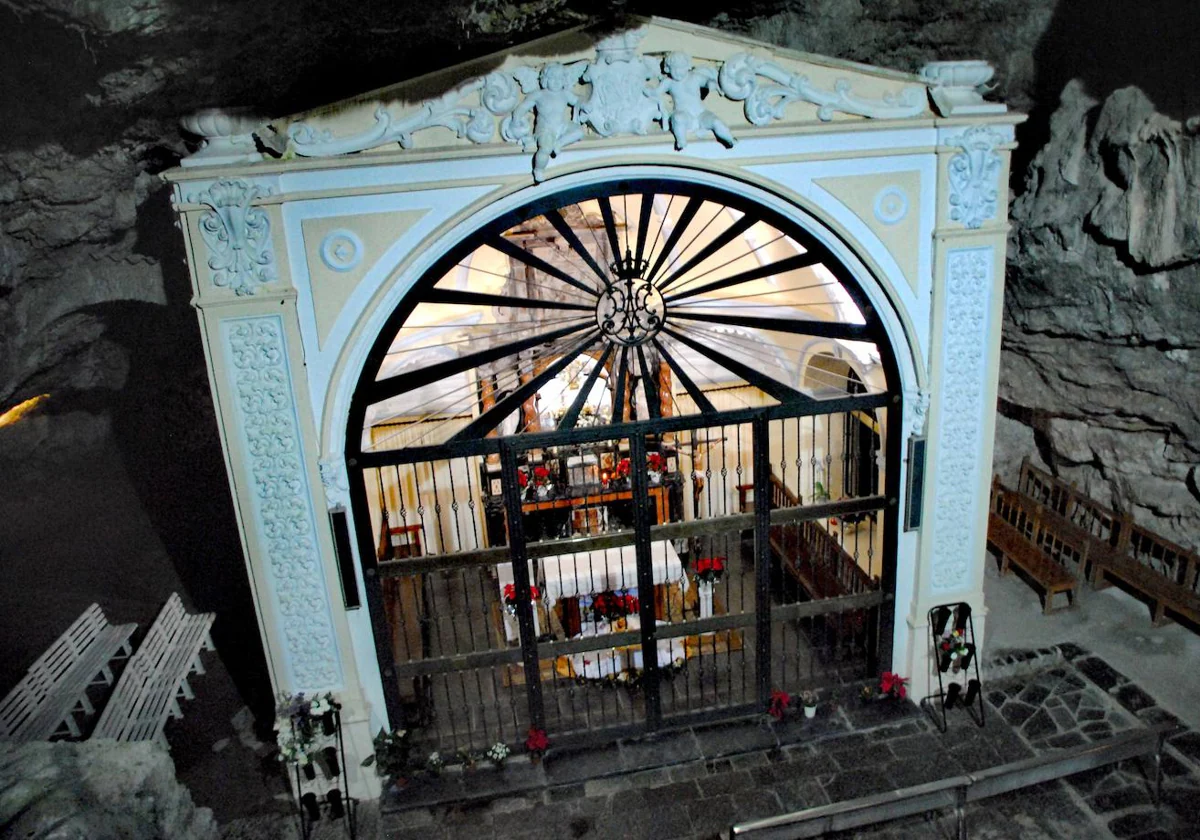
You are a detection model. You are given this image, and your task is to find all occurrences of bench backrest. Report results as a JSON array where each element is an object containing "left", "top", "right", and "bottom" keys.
[
  {"left": 92, "top": 597, "right": 179, "bottom": 739},
  {"left": 1126, "top": 520, "right": 1200, "bottom": 592},
  {"left": 0, "top": 604, "right": 108, "bottom": 738},
  {"left": 1018, "top": 458, "right": 1124, "bottom": 548}
]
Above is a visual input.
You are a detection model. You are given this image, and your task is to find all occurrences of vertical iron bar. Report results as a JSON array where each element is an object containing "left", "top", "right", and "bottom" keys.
[
  {"left": 499, "top": 441, "right": 545, "bottom": 731},
  {"left": 752, "top": 413, "right": 772, "bottom": 709},
  {"left": 630, "top": 432, "right": 663, "bottom": 730}
]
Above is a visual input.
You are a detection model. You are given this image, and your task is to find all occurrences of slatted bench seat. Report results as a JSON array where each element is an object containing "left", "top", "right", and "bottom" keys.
[
  {"left": 92, "top": 593, "right": 214, "bottom": 743},
  {"left": 0, "top": 604, "right": 136, "bottom": 742},
  {"left": 987, "top": 484, "right": 1078, "bottom": 614}
]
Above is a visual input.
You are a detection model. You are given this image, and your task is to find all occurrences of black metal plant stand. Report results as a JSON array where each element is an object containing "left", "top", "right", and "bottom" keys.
[
  {"left": 289, "top": 706, "right": 358, "bottom": 840},
  {"left": 923, "top": 602, "right": 985, "bottom": 733}
]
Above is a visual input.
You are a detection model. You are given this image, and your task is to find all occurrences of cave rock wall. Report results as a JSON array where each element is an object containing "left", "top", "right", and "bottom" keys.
[{"left": 998, "top": 79, "right": 1200, "bottom": 548}]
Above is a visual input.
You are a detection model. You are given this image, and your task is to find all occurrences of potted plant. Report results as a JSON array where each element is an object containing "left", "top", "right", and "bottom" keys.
[
  {"left": 361, "top": 728, "right": 412, "bottom": 792},
  {"left": 502, "top": 583, "right": 540, "bottom": 617},
  {"left": 516, "top": 468, "right": 530, "bottom": 500},
  {"left": 615, "top": 457, "right": 631, "bottom": 488},
  {"left": 801, "top": 690, "right": 818, "bottom": 719},
  {"left": 647, "top": 452, "right": 665, "bottom": 485},
  {"left": 485, "top": 741, "right": 510, "bottom": 768},
  {"left": 525, "top": 727, "right": 549, "bottom": 764},
  {"left": 425, "top": 751, "right": 444, "bottom": 777},
  {"left": 767, "top": 689, "right": 790, "bottom": 721},
  {"left": 879, "top": 671, "right": 908, "bottom": 700},
  {"left": 533, "top": 465, "right": 553, "bottom": 499}
]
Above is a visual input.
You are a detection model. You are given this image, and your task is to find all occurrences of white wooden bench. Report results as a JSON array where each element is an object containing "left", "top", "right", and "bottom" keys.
[
  {"left": 92, "top": 593, "right": 215, "bottom": 743},
  {"left": 0, "top": 604, "right": 136, "bottom": 742}
]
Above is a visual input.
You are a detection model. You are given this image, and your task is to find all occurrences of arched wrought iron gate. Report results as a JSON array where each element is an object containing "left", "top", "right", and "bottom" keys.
[{"left": 345, "top": 177, "right": 902, "bottom": 752}]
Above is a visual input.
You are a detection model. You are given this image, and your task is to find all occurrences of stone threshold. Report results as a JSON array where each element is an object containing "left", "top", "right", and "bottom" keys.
[{"left": 381, "top": 681, "right": 921, "bottom": 813}]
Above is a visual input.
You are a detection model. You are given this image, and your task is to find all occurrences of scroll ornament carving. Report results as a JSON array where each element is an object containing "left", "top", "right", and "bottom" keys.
[
  {"left": 319, "top": 457, "right": 350, "bottom": 508},
  {"left": 945, "top": 126, "right": 1005, "bottom": 229},
  {"left": 188, "top": 179, "right": 276, "bottom": 296},
  {"left": 226, "top": 318, "right": 341, "bottom": 690},
  {"left": 906, "top": 388, "right": 930, "bottom": 437},
  {"left": 930, "top": 249, "right": 991, "bottom": 592},
  {"left": 283, "top": 29, "right": 927, "bottom": 181}
]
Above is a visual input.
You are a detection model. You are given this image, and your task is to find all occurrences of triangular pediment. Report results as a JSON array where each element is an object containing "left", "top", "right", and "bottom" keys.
[{"left": 184, "top": 17, "right": 1005, "bottom": 176}]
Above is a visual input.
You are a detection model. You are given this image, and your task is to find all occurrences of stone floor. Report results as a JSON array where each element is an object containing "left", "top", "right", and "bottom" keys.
[{"left": 375, "top": 648, "right": 1200, "bottom": 840}]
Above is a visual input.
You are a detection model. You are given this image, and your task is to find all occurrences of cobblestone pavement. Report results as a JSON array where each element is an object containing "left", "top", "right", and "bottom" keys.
[{"left": 379, "top": 648, "right": 1200, "bottom": 840}]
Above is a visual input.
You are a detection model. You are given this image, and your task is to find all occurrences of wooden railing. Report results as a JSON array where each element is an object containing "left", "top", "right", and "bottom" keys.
[{"left": 740, "top": 474, "right": 877, "bottom": 600}]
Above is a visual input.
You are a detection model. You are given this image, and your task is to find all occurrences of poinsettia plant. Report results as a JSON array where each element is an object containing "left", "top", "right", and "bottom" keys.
[
  {"left": 502, "top": 583, "right": 540, "bottom": 617},
  {"left": 533, "top": 465, "right": 552, "bottom": 486},
  {"left": 647, "top": 452, "right": 665, "bottom": 472},
  {"left": 767, "top": 689, "right": 790, "bottom": 720},
  {"left": 591, "top": 590, "right": 638, "bottom": 621},
  {"left": 615, "top": 458, "right": 631, "bottom": 479},
  {"left": 879, "top": 671, "right": 908, "bottom": 700},
  {"left": 516, "top": 468, "right": 529, "bottom": 489},
  {"left": 694, "top": 557, "right": 725, "bottom": 584},
  {"left": 525, "top": 726, "right": 550, "bottom": 757}
]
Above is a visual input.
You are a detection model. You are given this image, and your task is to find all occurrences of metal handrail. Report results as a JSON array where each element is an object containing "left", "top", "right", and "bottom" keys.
[{"left": 726, "top": 724, "right": 1173, "bottom": 840}]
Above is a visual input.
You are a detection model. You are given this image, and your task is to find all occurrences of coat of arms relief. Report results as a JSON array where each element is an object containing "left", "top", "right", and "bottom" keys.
[{"left": 283, "top": 28, "right": 927, "bottom": 181}]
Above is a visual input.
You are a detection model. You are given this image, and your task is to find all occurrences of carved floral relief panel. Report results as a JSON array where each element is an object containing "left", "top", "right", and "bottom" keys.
[
  {"left": 929, "top": 247, "right": 993, "bottom": 593},
  {"left": 221, "top": 314, "right": 343, "bottom": 691}
]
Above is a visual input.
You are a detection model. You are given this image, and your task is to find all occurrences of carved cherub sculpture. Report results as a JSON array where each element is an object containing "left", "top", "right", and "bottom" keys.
[
  {"left": 660, "top": 52, "right": 736, "bottom": 151},
  {"left": 505, "top": 62, "right": 584, "bottom": 181}
]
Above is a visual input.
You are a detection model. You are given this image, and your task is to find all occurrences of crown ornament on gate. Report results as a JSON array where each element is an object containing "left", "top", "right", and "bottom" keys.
[{"left": 611, "top": 249, "right": 650, "bottom": 283}]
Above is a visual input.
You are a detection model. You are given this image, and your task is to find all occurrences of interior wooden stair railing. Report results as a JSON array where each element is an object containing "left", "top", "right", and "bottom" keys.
[{"left": 737, "top": 475, "right": 877, "bottom": 602}]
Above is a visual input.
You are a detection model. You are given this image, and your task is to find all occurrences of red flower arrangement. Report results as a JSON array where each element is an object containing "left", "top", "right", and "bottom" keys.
[
  {"left": 615, "top": 458, "right": 631, "bottom": 479},
  {"left": 525, "top": 727, "right": 549, "bottom": 757},
  {"left": 879, "top": 671, "right": 908, "bottom": 700},
  {"left": 533, "top": 465, "right": 552, "bottom": 486},
  {"left": 516, "top": 469, "right": 529, "bottom": 488},
  {"left": 647, "top": 452, "right": 665, "bottom": 472},
  {"left": 768, "top": 689, "right": 790, "bottom": 720},
  {"left": 694, "top": 557, "right": 726, "bottom": 584},
  {"left": 504, "top": 583, "right": 542, "bottom": 604},
  {"left": 591, "top": 590, "right": 638, "bottom": 621}
]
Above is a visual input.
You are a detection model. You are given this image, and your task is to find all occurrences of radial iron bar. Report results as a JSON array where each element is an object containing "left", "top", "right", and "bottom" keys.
[
  {"left": 450, "top": 332, "right": 600, "bottom": 442},
  {"left": 663, "top": 326, "right": 812, "bottom": 405}
]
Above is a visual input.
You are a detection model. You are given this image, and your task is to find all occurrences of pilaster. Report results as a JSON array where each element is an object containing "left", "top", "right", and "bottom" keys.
[
  {"left": 906, "top": 123, "right": 1015, "bottom": 703},
  {"left": 177, "top": 177, "right": 381, "bottom": 798}
]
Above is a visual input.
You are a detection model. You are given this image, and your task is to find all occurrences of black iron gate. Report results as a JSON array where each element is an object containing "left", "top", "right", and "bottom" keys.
[
  {"left": 341, "top": 175, "right": 905, "bottom": 752},
  {"left": 352, "top": 396, "right": 897, "bottom": 753}
]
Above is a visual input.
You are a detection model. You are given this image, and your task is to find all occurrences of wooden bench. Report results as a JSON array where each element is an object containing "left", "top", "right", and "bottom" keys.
[
  {"left": 987, "top": 483, "right": 1078, "bottom": 614},
  {"left": 0, "top": 604, "right": 136, "bottom": 742},
  {"left": 1091, "top": 548, "right": 1200, "bottom": 627},
  {"left": 92, "top": 593, "right": 215, "bottom": 743},
  {"left": 1016, "top": 460, "right": 1200, "bottom": 626}
]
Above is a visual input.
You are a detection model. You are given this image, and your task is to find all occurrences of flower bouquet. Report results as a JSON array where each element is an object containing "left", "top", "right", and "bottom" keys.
[
  {"left": 591, "top": 590, "right": 638, "bottom": 622},
  {"left": 694, "top": 557, "right": 725, "bottom": 585},
  {"left": 614, "top": 457, "right": 631, "bottom": 488},
  {"left": 533, "top": 465, "right": 553, "bottom": 499},
  {"left": 516, "top": 468, "right": 530, "bottom": 499},
  {"left": 939, "top": 628, "right": 971, "bottom": 672},
  {"left": 647, "top": 452, "right": 665, "bottom": 485},
  {"left": 275, "top": 693, "right": 320, "bottom": 776}
]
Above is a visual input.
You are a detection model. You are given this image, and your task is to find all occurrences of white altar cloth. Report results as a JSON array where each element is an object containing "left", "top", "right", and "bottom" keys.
[{"left": 497, "top": 541, "right": 688, "bottom": 607}]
